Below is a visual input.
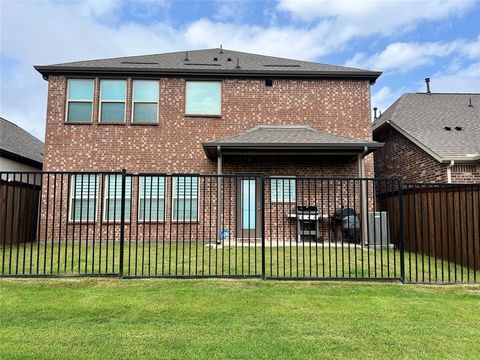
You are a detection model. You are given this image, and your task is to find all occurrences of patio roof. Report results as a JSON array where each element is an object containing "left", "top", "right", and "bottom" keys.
[{"left": 202, "top": 125, "right": 383, "bottom": 158}]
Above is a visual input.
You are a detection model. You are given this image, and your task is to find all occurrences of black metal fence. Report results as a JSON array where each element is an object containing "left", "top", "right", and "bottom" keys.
[{"left": 0, "top": 171, "right": 478, "bottom": 283}]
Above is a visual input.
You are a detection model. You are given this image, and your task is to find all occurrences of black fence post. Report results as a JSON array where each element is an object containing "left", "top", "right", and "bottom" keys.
[
  {"left": 119, "top": 169, "right": 127, "bottom": 278},
  {"left": 398, "top": 177, "right": 405, "bottom": 283},
  {"left": 261, "top": 175, "right": 266, "bottom": 280}
]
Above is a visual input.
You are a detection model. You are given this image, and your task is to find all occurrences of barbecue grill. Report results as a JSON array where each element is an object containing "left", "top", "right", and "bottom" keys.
[{"left": 331, "top": 207, "right": 360, "bottom": 243}]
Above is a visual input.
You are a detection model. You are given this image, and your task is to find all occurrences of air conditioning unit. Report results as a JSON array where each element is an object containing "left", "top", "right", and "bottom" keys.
[{"left": 367, "top": 211, "right": 389, "bottom": 246}]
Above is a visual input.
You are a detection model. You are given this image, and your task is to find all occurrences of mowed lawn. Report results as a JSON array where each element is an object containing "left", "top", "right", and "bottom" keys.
[
  {"left": 1, "top": 242, "right": 479, "bottom": 283},
  {"left": 0, "top": 278, "right": 479, "bottom": 359}
]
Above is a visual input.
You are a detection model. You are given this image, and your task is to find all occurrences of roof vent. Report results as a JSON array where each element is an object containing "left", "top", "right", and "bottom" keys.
[
  {"left": 425, "top": 78, "right": 431, "bottom": 93},
  {"left": 227, "top": 57, "right": 232, "bottom": 62},
  {"left": 373, "top": 107, "right": 378, "bottom": 120},
  {"left": 468, "top": 97, "right": 473, "bottom": 107},
  {"left": 235, "top": 58, "right": 241, "bottom": 69},
  {"left": 219, "top": 45, "right": 224, "bottom": 54},
  {"left": 213, "top": 57, "right": 218, "bottom": 61},
  {"left": 444, "top": 126, "right": 451, "bottom": 131},
  {"left": 455, "top": 126, "right": 462, "bottom": 131},
  {"left": 184, "top": 51, "right": 189, "bottom": 62}
]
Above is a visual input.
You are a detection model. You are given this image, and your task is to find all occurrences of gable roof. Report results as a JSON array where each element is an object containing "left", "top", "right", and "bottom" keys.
[
  {"left": 34, "top": 48, "right": 381, "bottom": 83},
  {"left": 372, "top": 93, "right": 480, "bottom": 163},
  {"left": 0, "top": 117, "right": 44, "bottom": 168},
  {"left": 203, "top": 125, "right": 383, "bottom": 158}
]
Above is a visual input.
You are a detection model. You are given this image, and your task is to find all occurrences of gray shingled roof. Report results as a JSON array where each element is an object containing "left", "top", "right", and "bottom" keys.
[
  {"left": 203, "top": 125, "right": 382, "bottom": 158},
  {"left": 0, "top": 117, "right": 44, "bottom": 166},
  {"left": 372, "top": 93, "right": 480, "bottom": 162},
  {"left": 35, "top": 48, "right": 381, "bottom": 82}
]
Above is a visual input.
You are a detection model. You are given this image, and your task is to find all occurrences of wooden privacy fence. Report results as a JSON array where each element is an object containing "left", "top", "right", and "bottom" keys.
[
  {"left": 0, "top": 179, "right": 41, "bottom": 245},
  {"left": 380, "top": 183, "right": 480, "bottom": 272}
]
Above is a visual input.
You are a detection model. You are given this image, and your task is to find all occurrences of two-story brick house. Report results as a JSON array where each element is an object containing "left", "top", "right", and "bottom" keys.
[{"left": 34, "top": 48, "right": 383, "bottom": 246}]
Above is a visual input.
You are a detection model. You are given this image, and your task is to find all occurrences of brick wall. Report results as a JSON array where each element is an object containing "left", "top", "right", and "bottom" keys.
[
  {"left": 374, "top": 126, "right": 480, "bottom": 184},
  {"left": 374, "top": 127, "right": 447, "bottom": 183},
  {"left": 39, "top": 75, "right": 376, "bottom": 244},
  {"left": 451, "top": 165, "right": 480, "bottom": 184},
  {"left": 43, "top": 75, "right": 373, "bottom": 174}
]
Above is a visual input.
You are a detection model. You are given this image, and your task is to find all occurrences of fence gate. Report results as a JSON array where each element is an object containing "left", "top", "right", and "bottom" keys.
[{"left": 1, "top": 171, "right": 479, "bottom": 284}]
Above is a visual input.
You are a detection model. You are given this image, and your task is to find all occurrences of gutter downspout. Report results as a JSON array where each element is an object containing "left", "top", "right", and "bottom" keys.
[
  {"left": 447, "top": 160, "right": 455, "bottom": 184},
  {"left": 358, "top": 147, "right": 369, "bottom": 246},
  {"left": 216, "top": 146, "right": 222, "bottom": 245}
]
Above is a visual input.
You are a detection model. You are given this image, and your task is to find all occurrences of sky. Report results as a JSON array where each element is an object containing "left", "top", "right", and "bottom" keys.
[{"left": 1, "top": 0, "right": 479, "bottom": 141}]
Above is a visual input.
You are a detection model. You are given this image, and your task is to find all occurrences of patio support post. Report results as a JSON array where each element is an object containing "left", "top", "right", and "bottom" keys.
[
  {"left": 216, "top": 146, "right": 222, "bottom": 244},
  {"left": 358, "top": 151, "right": 368, "bottom": 246}
]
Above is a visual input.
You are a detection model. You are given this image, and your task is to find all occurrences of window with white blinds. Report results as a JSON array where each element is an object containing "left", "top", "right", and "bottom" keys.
[
  {"left": 69, "top": 174, "right": 98, "bottom": 221},
  {"left": 132, "top": 80, "right": 159, "bottom": 123},
  {"left": 139, "top": 176, "right": 165, "bottom": 221},
  {"left": 172, "top": 176, "right": 198, "bottom": 221},
  {"left": 271, "top": 177, "right": 296, "bottom": 202},
  {"left": 104, "top": 175, "right": 131, "bottom": 221},
  {"left": 100, "top": 80, "right": 126, "bottom": 123},
  {"left": 66, "top": 79, "right": 94, "bottom": 122}
]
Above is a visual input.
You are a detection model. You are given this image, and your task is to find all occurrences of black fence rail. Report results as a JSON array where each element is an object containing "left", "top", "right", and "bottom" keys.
[
  {"left": 265, "top": 177, "right": 403, "bottom": 281},
  {"left": 0, "top": 171, "right": 478, "bottom": 283}
]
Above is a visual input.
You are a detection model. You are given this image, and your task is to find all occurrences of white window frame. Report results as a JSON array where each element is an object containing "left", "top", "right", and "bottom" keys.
[
  {"left": 65, "top": 79, "right": 94, "bottom": 123},
  {"left": 69, "top": 174, "right": 98, "bottom": 222},
  {"left": 99, "top": 79, "right": 127, "bottom": 123},
  {"left": 131, "top": 80, "right": 159, "bottom": 124},
  {"left": 185, "top": 80, "right": 222, "bottom": 116},
  {"left": 103, "top": 174, "right": 131, "bottom": 222},
  {"left": 171, "top": 176, "right": 199, "bottom": 222},
  {"left": 138, "top": 176, "right": 166, "bottom": 222},
  {"left": 271, "top": 176, "right": 296, "bottom": 203}
]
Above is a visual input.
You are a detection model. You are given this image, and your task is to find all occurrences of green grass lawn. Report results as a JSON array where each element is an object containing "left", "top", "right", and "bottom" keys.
[
  {"left": 1, "top": 242, "right": 479, "bottom": 283},
  {"left": 0, "top": 278, "right": 479, "bottom": 359}
]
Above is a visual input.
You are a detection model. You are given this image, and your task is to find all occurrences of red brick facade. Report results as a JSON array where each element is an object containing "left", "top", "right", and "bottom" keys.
[
  {"left": 43, "top": 75, "right": 374, "bottom": 177},
  {"left": 39, "top": 75, "right": 376, "bottom": 244},
  {"left": 374, "top": 127, "right": 480, "bottom": 184}
]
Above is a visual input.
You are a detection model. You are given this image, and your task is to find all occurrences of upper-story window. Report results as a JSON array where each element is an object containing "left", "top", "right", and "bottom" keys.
[
  {"left": 185, "top": 81, "right": 221, "bottom": 116},
  {"left": 66, "top": 79, "right": 94, "bottom": 122},
  {"left": 132, "top": 80, "right": 159, "bottom": 123},
  {"left": 100, "top": 80, "right": 126, "bottom": 123}
]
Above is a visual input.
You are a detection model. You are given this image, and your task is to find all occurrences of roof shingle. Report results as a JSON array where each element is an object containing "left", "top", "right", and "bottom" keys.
[
  {"left": 202, "top": 125, "right": 382, "bottom": 158},
  {"left": 372, "top": 93, "right": 480, "bottom": 161},
  {"left": 35, "top": 48, "right": 381, "bottom": 82},
  {"left": 0, "top": 117, "right": 44, "bottom": 166}
]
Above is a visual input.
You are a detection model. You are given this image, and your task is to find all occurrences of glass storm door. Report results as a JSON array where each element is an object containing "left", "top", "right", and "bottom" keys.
[{"left": 236, "top": 176, "right": 262, "bottom": 238}]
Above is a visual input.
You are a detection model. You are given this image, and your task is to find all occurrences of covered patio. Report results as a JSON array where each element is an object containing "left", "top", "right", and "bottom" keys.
[{"left": 202, "top": 125, "right": 384, "bottom": 245}]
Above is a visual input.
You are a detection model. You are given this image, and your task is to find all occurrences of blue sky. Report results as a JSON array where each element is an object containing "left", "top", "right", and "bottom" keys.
[{"left": 1, "top": 0, "right": 479, "bottom": 140}]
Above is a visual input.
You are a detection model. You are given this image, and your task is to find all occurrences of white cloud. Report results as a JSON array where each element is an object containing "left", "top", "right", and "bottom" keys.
[
  {"left": 346, "top": 37, "right": 480, "bottom": 72},
  {"left": 277, "top": 0, "right": 472, "bottom": 33},
  {"left": 0, "top": 0, "right": 477, "bottom": 140}
]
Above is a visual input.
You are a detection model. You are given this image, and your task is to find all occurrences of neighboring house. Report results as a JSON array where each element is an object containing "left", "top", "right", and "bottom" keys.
[
  {"left": 33, "top": 48, "right": 383, "bottom": 240},
  {"left": 0, "top": 117, "right": 43, "bottom": 244},
  {"left": 373, "top": 92, "right": 480, "bottom": 184},
  {"left": 0, "top": 117, "right": 43, "bottom": 183}
]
